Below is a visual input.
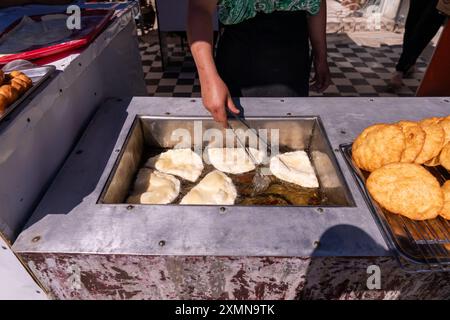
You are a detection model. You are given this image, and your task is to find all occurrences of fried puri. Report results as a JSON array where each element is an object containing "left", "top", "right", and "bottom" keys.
[
  {"left": 10, "top": 78, "right": 28, "bottom": 94},
  {"left": 414, "top": 122, "right": 445, "bottom": 164},
  {"left": 9, "top": 71, "right": 25, "bottom": 78},
  {"left": 0, "top": 94, "right": 7, "bottom": 113},
  {"left": 0, "top": 71, "right": 32, "bottom": 114},
  {"left": 0, "top": 85, "right": 19, "bottom": 104},
  {"left": 420, "top": 117, "right": 442, "bottom": 126},
  {"left": 14, "top": 74, "right": 32, "bottom": 89},
  {"left": 424, "top": 156, "right": 441, "bottom": 167},
  {"left": 352, "top": 124, "right": 405, "bottom": 172},
  {"left": 367, "top": 163, "right": 443, "bottom": 220},
  {"left": 440, "top": 142, "right": 450, "bottom": 171},
  {"left": 422, "top": 118, "right": 450, "bottom": 166},
  {"left": 397, "top": 121, "right": 425, "bottom": 163},
  {"left": 439, "top": 117, "right": 450, "bottom": 145},
  {"left": 441, "top": 181, "right": 450, "bottom": 220}
]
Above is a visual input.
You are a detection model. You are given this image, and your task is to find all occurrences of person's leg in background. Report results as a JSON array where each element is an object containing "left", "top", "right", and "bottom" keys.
[
  {"left": 401, "top": 0, "right": 428, "bottom": 58},
  {"left": 390, "top": 0, "right": 445, "bottom": 90}
]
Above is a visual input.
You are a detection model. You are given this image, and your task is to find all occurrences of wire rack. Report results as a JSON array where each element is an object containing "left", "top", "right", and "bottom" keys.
[{"left": 340, "top": 143, "right": 450, "bottom": 273}]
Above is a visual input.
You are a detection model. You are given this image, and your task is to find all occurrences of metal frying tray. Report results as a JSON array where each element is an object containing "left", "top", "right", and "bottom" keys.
[
  {"left": 1, "top": 60, "right": 55, "bottom": 123},
  {"left": 98, "top": 116, "right": 355, "bottom": 207},
  {"left": 340, "top": 143, "right": 450, "bottom": 273}
]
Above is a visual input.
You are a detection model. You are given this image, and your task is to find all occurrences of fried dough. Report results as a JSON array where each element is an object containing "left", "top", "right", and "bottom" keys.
[
  {"left": 207, "top": 147, "right": 265, "bottom": 174},
  {"left": 126, "top": 169, "right": 180, "bottom": 204},
  {"left": 352, "top": 124, "right": 405, "bottom": 172},
  {"left": 440, "top": 142, "right": 450, "bottom": 171},
  {"left": 397, "top": 121, "right": 425, "bottom": 163},
  {"left": 439, "top": 117, "right": 450, "bottom": 145},
  {"left": 270, "top": 151, "right": 319, "bottom": 188},
  {"left": 180, "top": 170, "right": 237, "bottom": 205},
  {"left": 420, "top": 117, "right": 442, "bottom": 126},
  {"left": 367, "top": 163, "right": 443, "bottom": 220},
  {"left": 415, "top": 123, "right": 445, "bottom": 164},
  {"left": 440, "top": 181, "right": 450, "bottom": 220},
  {"left": 424, "top": 156, "right": 441, "bottom": 167},
  {"left": 0, "top": 71, "right": 32, "bottom": 113},
  {"left": 146, "top": 148, "right": 204, "bottom": 182}
]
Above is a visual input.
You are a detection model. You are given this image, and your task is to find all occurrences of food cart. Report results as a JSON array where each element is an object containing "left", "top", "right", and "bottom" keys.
[
  {"left": 9, "top": 96, "right": 450, "bottom": 299},
  {"left": 0, "top": 2, "right": 449, "bottom": 301}
]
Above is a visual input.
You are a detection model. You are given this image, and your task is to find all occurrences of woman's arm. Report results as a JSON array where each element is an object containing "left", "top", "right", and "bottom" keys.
[
  {"left": 187, "top": 0, "right": 238, "bottom": 127},
  {"left": 307, "top": 0, "right": 331, "bottom": 92}
]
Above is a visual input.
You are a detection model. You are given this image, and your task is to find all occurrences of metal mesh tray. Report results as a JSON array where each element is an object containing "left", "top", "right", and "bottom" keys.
[
  {"left": 1, "top": 60, "right": 55, "bottom": 123},
  {"left": 340, "top": 143, "right": 450, "bottom": 273}
]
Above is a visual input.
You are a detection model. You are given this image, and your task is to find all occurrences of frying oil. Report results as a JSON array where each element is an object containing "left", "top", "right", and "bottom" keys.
[{"left": 131, "top": 147, "right": 326, "bottom": 206}]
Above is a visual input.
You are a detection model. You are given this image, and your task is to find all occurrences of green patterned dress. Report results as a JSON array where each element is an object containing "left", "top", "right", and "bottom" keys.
[{"left": 218, "top": 0, "right": 322, "bottom": 25}]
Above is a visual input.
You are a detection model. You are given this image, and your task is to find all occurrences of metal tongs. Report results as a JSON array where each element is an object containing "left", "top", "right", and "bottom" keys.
[
  {"left": 227, "top": 121, "right": 271, "bottom": 194},
  {"left": 227, "top": 112, "right": 291, "bottom": 194},
  {"left": 228, "top": 112, "right": 291, "bottom": 169}
]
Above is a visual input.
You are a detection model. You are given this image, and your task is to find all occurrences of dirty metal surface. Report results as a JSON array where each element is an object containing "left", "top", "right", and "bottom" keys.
[
  {"left": 0, "top": 235, "right": 47, "bottom": 299},
  {"left": 21, "top": 253, "right": 450, "bottom": 300},
  {"left": 13, "top": 97, "right": 450, "bottom": 258}
]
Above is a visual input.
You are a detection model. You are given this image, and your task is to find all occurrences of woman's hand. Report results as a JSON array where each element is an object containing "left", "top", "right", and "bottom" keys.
[
  {"left": 311, "top": 57, "right": 332, "bottom": 93},
  {"left": 188, "top": 0, "right": 238, "bottom": 127},
  {"left": 200, "top": 74, "right": 239, "bottom": 127}
]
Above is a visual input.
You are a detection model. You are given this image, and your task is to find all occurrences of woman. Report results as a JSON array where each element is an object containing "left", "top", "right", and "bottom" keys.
[
  {"left": 389, "top": 0, "right": 445, "bottom": 90},
  {"left": 188, "top": 0, "right": 331, "bottom": 126}
]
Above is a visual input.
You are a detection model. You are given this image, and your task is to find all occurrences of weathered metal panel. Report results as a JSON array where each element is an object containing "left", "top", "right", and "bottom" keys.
[
  {"left": 0, "top": 236, "right": 47, "bottom": 300},
  {"left": 21, "top": 253, "right": 450, "bottom": 300}
]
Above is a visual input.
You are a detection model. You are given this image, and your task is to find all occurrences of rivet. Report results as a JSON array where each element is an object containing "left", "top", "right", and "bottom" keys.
[
  {"left": 313, "top": 240, "right": 320, "bottom": 248},
  {"left": 32, "top": 236, "right": 41, "bottom": 243},
  {"left": 190, "top": 99, "right": 196, "bottom": 103},
  {"left": 334, "top": 148, "right": 339, "bottom": 152},
  {"left": 369, "top": 98, "right": 374, "bottom": 102},
  {"left": 1, "top": 246, "right": 7, "bottom": 250},
  {"left": 115, "top": 149, "right": 120, "bottom": 153},
  {"left": 286, "top": 112, "right": 292, "bottom": 116},
  {"left": 36, "top": 290, "right": 41, "bottom": 294},
  {"left": 219, "top": 207, "right": 226, "bottom": 213},
  {"left": 444, "top": 99, "right": 449, "bottom": 103},
  {"left": 159, "top": 240, "right": 166, "bottom": 247},
  {"left": 26, "top": 118, "right": 31, "bottom": 123},
  {"left": 126, "top": 205, "right": 134, "bottom": 210},
  {"left": 165, "top": 112, "right": 171, "bottom": 115},
  {"left": 280, "top": 99, "right": 285, "bottom": 102},
  {"left": 317, "top": 208, "right": 324, "bottom": 213},
  {"left": 340, "top": 130, "right": 346, "bottom": 135}
]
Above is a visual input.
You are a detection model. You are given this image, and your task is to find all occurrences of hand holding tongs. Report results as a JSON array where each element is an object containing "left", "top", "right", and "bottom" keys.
[
  {"left": 227, "top": 111, "right": 291, "bottom": 171},
  {"left": 227, "top": 120, "right": 271, "bottom": 194}
]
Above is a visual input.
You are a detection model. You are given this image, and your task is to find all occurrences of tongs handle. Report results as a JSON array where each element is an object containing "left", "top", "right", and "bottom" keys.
[
  {"left": 228, "top": 111, "right": 293, "bottom": 171},
  {"left": 228, "top": 112, "right": 269, "bottom": 149},
  {"left": 227, "top": 122, "right": 259, "bottom": 166}
]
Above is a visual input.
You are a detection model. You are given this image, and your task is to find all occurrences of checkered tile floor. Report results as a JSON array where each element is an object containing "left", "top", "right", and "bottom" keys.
[{"left": 139, "top": 34, "right": 427, "bottom": 98}]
